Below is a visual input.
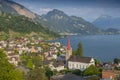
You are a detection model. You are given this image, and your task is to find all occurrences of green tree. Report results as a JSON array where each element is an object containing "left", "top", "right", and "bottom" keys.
[
  {"left": 60, "top": 69, "right": 72, "bottom": 74},
  {"left": 0, "top": 49, "right": 24, "bottom": 80},
  {"left": 57, "top": 52, "right": 61, "bottom": 56},
  {"left": 26, "top": 56, "right": 47, "bottom": 80},
  {"left": 83, "top": 65, "right": 99, "bottom": 76},
  {"left": 73, "top": 43, "right": 83, "bottom": 57},
  {"left": 94, "top": 59, "right": 101, "bottom": 65},
  {"left": 27, "top": 67, "right": 47, "bottom": 80},
  {"left": 114, "top": 66, "right": 120, "bottom": 70},
  {"left": 72, "top": 69, "right": 81, "bottom": 76},
  {"left": 0, "top": 49, "right": 6, "bottom": 59},
  {"left": 114, "top": 58, "right": 120, "bottom": 64},
  {"left": 27, "top": 60, "right": 33, "bottom": 69},
  {"left": 14, "top": 49, "right": 19, "bottom": 54},
  {"left": 45, "top": 67, "right": 53, "bottom": 79},
  {"left": 53, "top": 70, "right": 58, "bottom": 75}
]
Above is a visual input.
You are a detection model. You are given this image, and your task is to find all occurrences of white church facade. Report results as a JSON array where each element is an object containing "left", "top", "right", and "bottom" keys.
[
  {"left": 68, "top": 56, "right": 95, "bottom": 70},
  {"left": 66, "top": 36, "right": 95, "bottom": 70}
]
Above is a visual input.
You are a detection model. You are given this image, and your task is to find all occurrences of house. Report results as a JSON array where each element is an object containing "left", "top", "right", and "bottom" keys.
[
  {"left": 5, "top": 48, "right": 14, "bottom": 54},
  {"left": 50, "top": 73, "right": 85, "bottom": 80},
  {"left": 30, "top": 46, "right": 38, "bottom": 53},
  {"left": 43, "top": 60, "right": 53, "bottom": 66},
  {"left": 51, "top": 53, "right": 57, "bottom": 59},
  {"left": 49, "top": 61, "right": 65, "bottom": 71},
  {"left": 102, "top": 70, "right": 115, "bottom": 80},
  {"left": 8, "top": 57, "right": 19, "bottom": 66},
  {"left": 68, "top": 56, "right": 95, "bottom": 70},
  {"left": 57, "top": 54, "right": 66, "bottom": 61},
  {"left": 7, "top": 53, "right": 20, "bottom": 66},
  {"left": 37, "top": 47, "right": 42, "bottom": 52},
  {"left": 102, "top": 68, "right": 120, "bottom": 80},
  {"left": 47, "top": 52, "right": 57, "bottom": 60},
  {"left": 54, "top": 42, "right": 61, "bottom": 47},
  {"left": 44, "top": 52, "right": 49, "bottom": 58}
]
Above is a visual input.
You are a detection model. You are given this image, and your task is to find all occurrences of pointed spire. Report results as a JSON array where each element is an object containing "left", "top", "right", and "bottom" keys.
[{"left": 67, "top": 36, "right": 71, "bottom": 50}]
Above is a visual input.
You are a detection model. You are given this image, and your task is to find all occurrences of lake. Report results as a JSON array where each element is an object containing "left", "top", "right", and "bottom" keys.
[{"left": 53, "top": 35, "right": 120, "bottom": 62}]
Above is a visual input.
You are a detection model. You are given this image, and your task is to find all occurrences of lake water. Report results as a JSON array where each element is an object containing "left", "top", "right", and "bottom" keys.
[{"left": 53, "top": 35, "right": 120, "bottom": 62}]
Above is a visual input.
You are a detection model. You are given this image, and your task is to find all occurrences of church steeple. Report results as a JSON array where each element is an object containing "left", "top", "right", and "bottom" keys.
[
  {"left": 66, "top": 36, "right": 72, "bottom": 61},
  {"left": 67, "top": 36, "right": 71, "bottom": 50}
]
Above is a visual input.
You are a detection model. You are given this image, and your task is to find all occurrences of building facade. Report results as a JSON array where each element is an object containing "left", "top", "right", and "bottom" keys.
[
  {"left": 66, "top": 36, "right": 72, "bottom": 61},
  {"left": 68, "top": 56, "right": 95, "bottom": 70},
  {"left": 66, "top": 36, "right": 95, "bottom": 70}
]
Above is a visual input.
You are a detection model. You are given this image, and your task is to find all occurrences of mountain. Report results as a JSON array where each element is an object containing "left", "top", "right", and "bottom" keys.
[
  {"left": 0, "top": 0, "right": 36, "bottom": 19},
  {"left": 38, "top": 9, "right": 103, "bottom": 35},
  {"left": 0, "top": 0, "right": 59, "bottom": 39},
  {"left": 0, "top": 0, "right": 104, "bottom": 35},
  {"left": 93, "top": 15, "right": 120, "bottom": 30},
  {"left": 0, "top": 12, "right": 59, "bottom": 39}
]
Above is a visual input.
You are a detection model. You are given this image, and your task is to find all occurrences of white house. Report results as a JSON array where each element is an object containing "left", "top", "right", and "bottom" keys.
[
  {"left": 8, "top": 57, "right": 19, "bottom": 66},
  {"left": 68, "top": 56, "right": 95, "bottom": 70}
]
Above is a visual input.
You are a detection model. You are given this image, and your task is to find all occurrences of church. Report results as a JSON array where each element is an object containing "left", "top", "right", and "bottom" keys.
[{"left": 66, "top": 36, "right": 95, "bottom": 70}]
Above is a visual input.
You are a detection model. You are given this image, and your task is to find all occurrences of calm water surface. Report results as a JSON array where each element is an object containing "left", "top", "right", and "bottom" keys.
[{"left": 53, "top": 35, "right": 120, "bottom": 62}]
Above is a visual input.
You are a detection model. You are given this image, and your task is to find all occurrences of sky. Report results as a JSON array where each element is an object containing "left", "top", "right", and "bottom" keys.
[{"left": 12, "top": 0, "right": 120, "bottom": 22}]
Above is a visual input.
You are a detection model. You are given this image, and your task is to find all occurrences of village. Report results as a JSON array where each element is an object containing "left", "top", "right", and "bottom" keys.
[{"left": 0, "top": 36, "right": 120, "bottom": 80}]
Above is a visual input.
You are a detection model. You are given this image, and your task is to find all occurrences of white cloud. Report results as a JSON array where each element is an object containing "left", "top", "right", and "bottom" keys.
[
  {"left": 64, "top": 7, "right": 106, "bottom": 21},
  {"left": 39, "top": 8, "right": 53, "bottom": 13},
  {"left": 28, "top": 7, "right": 53, "bottom": 15}
]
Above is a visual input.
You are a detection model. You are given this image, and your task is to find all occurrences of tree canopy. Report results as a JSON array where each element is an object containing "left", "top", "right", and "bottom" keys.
[
  {"left": 26, "top": 55, "right": 47, "bottom": 80},
  {"left": 83, "top": 65, "right": 102, "bottom": 76},
  {"left": 73, "top": 42, "right": 83, "bottom": 57},
  {"left": 0, "top": 49, "right": 24, "bottom": 80},
  {"left": 114, "top": 58, "right": 120, "bottom": 64}
]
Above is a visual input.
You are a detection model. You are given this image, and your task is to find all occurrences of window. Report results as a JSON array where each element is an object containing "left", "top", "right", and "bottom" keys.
[
  {"left": 79, "top": 65, "right": 81, "bottom": 69},
  {"left": 69, "top": 64, "right": 71, "bottom": 67},
  {"left": 83, "top": 65, "right": 84, "bottom": 69},
  {"left": 72, "top": 64, "right": 74, "bottom": 67},
  {"left": 77, "top": 64, "right": 78, "bottom": 68}
]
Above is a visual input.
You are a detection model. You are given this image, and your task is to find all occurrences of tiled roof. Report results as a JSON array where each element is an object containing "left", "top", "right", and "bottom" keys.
[
  {"left": 53, "top": 61, "right": 65, "bottom": 67},
  {"left": 68, "top": 55, "right": 92, "bottom": 63}
]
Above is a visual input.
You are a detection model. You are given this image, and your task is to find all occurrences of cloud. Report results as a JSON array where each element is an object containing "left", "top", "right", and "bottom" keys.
[
  {"left": 39, "top": 8, "right": 53, "bottom": 13},
  {"left": 29, "top": 8, "right": 53, "bottom": 15},
  {"left": 63, "top": 7, "right": 106, "bottom": 21}
]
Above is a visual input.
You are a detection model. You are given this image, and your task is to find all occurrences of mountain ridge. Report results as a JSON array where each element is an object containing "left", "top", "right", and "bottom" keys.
[
  {"left": 38, "top": 9, "right": 104, "bottom": 35},
  {"left": 0, "top": 0, "right": 59, "bottom": 39},
  {"left": 0, "top": 0, "right": 36, "bottom": 18}
]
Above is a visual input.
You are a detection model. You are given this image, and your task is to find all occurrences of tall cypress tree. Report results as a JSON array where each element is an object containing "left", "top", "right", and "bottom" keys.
[{"left": 75, "top": 42, "right": 83, "bottom": 57}]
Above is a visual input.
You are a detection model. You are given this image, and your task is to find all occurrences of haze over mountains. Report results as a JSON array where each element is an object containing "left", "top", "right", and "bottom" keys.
[
  {"left": 93, "top": 15, "right": 120, "bottom": 30},
  {"left": 0, "top": 0, "right": 120, "bottom": 35}
]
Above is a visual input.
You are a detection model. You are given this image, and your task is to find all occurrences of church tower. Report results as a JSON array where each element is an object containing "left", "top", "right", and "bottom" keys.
[{"left": 66, "top": 36, "right": 72, "bottom": 61}]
